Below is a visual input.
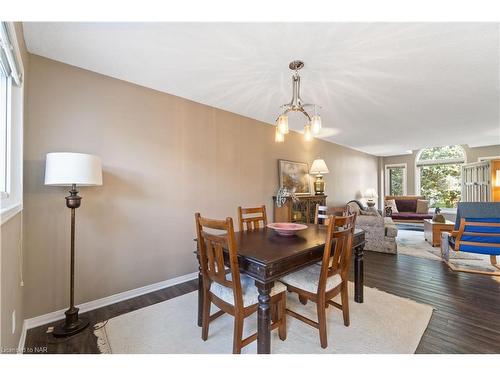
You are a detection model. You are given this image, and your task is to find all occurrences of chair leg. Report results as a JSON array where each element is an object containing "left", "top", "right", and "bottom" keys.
[
  {"left": 299, "top": 295, "right": 308, "bottom": 305},
  {"left": 278, "top": 294, "right": 287, "bottom": 341},
  {"left": 340, "top": 281, "right": 350, "bottom": 327},
  {"left": 317, "top": 297, "right": 328, "bottom": 349},
  {"left": 491, "top": 255, "right": 500, "bottom": 270},
  {"left": 271, "top": 302, "right": 278, "bottom": 324},
  {"left": 232, "top": 315, "right": 244, "bottom": 354},
  {"left": 201, "top": 291, "right": 211, "bottom": 341}
]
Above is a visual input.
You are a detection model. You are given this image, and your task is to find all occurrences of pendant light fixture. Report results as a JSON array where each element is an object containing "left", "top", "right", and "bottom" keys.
[{"left": 274, "top": 60, "right": 322, "bottom": 142}]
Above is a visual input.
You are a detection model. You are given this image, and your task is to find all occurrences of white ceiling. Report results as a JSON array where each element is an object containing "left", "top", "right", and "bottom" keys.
[{"left": 23, "top": 22, "right": 500, "bottom": 156}]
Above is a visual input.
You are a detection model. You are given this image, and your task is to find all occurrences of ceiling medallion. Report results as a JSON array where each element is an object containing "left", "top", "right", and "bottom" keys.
[{"left": 275, "top": 60, "right": 322, "bottom": 143}]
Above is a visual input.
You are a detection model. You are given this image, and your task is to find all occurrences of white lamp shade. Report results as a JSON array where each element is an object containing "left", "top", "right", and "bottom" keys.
[
  {"left": 496, "top": 170, "right": 500, "bottom": 187},
  {"left": 45, "top": 152, "right": 103, "bottom": 186},
  {"left": 364, "top": 188, "right": 378, "bottom": 199},
  {"left": 310, "top": 159, "right": 329, "bottom": 174}
]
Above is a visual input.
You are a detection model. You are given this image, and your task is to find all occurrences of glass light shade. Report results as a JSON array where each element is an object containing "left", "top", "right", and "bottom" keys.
[
  {"left": 45, "top": 152, "right": 103, "bottom": 186},
  {"left": 310, "top": 159, "right": 329, "bottom": 175},
  {"left": 274, "top": 126, "right": 284, "bottom": 143},
  {"left": 304, "top": 124, "right": 313, "bottom": 141},
  {"left": 277, "top": 115, "right": 289, "bottom": 134},
  {"left": 311, "top": 115, "right": 322, "bottom": 134}
]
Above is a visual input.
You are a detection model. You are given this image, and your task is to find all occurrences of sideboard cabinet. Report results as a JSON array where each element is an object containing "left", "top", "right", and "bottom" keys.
[{"left": 272, "top": 195, "right": 327, "bottom": 224}]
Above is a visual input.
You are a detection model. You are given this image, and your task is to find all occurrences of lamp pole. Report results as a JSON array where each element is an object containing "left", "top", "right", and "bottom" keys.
[{"left": 53, "top": 184, "right": 89, "bottom": 337}]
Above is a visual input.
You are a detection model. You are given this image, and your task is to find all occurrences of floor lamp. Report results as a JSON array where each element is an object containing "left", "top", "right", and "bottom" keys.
[{"left": 45, "top": 152, "right": 103, "bottom": 337}]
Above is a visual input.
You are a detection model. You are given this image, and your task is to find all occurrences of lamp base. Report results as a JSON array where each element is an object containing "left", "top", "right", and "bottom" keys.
[
  {"left": 366, "top": 201, "right": 376, "bottom": 208},
  {"left": 314, "top": 175, "right": 325, "bottom": 195},
  {"left": 52, "top": 307, "right": 89, "bottom": 338}
]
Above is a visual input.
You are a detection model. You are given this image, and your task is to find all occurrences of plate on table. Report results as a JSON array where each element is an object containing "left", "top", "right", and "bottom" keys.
[{"left": 267, "top": 222, "right": 307, "bottom": 237}]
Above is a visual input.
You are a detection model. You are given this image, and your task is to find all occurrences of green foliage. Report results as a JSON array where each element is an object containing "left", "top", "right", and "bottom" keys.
[
  {"left": 389, "top": 168, "right": 404, "bottom": 196},
  {"left": 418, "top": 145, "right": 465, "bottom": 161},
  {"left": 418, "top": 145, "right": 464, "bottom": 208}
]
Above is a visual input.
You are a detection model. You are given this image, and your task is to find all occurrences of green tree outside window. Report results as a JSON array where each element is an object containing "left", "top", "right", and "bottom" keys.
[{"left": 417, "top": 145, "right": 465, "bottom": 209}]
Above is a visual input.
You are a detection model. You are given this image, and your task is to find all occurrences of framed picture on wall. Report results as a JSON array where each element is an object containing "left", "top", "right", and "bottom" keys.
[{"left": 278, "top": 159, "right": 311, "bottom": 195}]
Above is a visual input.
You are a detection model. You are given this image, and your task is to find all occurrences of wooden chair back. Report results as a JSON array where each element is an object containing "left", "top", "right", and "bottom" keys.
[
  {"left": 314, "top": 205, "right": 329, "bottom": 225},
  {"left": 318, "top": 214, "right": 356, "bottom": 292},
  {"left": 237, "top": 205, "right": 268, "bottom": 232},
  {"left": 195, "top": 213, "right": 243, "bottom": 309},
  {"left": 314, "top": 204, "right": 352, "bottom": 225}
]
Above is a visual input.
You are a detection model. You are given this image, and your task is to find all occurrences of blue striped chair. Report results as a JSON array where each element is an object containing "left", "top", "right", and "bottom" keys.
[{"left": 441, "top": 202, "right": 500, "bottom": 276}]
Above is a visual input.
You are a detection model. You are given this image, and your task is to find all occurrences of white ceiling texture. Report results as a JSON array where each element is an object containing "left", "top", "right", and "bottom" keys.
[{"left": 23, "top": 22, "right": 500, "bottom": 156}]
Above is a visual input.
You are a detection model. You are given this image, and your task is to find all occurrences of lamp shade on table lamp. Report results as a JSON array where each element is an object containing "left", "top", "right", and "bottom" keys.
[
  {"left": 45, "top": 152, "right": 102, "bottom": 186},
  {"left": 310, "top": 159, "right": 329, "bottom": 195},
  {"left": 364, "top": 188, "right": 378, "bottom": 199},
  {"left": 310, "top": 159, "right": 330, "bottom": 175},
  {"left": 44, "top": 152, "right": 102, "bottom": 337}
]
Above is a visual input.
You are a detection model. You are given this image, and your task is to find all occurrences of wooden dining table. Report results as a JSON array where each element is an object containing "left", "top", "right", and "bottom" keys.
[{"left": 195, "top": 224, "right": 366, "bottom": 354}]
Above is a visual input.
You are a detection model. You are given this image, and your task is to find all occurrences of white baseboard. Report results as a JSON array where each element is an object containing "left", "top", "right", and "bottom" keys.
[
  {"left": 17, "top": 271, "right": 198, "bottom": 350},
  {"left": 17, "top": 321, "right": 27, "bottom": 354}
]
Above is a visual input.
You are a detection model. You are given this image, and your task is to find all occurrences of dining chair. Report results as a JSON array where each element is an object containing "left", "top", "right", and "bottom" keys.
[
  {"left": 314, "top": 204, "right": 351, "bottom": 225},
  {"left": 237, "top": 205, "right": 268, "bottom": 232},
  {"left": 280, "top": 214, "right": 356, "bottom": 349},
  {"left": 195, "top": 213, "right": 287, "bottom": 354}
]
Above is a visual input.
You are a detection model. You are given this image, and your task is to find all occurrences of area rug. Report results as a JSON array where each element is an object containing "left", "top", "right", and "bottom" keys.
[
  {"left": 94, "top": 282, "right": 433, "bottom": 354},
  {"left": 396, "top": 223, "right": 424, "bottom": 232},
  {"left": 396, "top": 229, "right": 497, "bottom": 272}
]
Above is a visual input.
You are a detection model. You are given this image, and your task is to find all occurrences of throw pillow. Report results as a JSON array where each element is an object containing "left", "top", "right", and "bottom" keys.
[
  {"left": 384, "top": 206, "right": 393, "bottom": 217},
  {"left": 385, "top": 199, "right": 398, "bottom": 213},
  {"left": 416, "top": 199, "right": 430, "bottom": 214}
]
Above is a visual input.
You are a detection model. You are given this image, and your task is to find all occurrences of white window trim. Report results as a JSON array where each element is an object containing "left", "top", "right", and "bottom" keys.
[
  {"left": 0, "top": 22, "right": 23, "bottom": 225},
  {"left": 478, "top": 155, "right": 500, "bottom": 162},
  {"left": 385, "top": 163, "right": 407, "bottom": 196},
  {"left": 415, "top": 145, "right": 466, "bottom": 200},
  {"left": 1, "top": 76, "right": 12, "bottom": 198}
]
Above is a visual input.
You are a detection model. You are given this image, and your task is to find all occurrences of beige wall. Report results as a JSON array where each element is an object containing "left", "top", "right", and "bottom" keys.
[
  {"left": 382, "top": 144, "right": 500, "bottom": 196},
  {"left": 0, "top": 23, "right": 29, "bottom": 352},
  {"left": 23, "top": 55, "right": 379, "bottom": 318},
  {"left": 1, "top": 214, "right": 23, "bottom": 351}
]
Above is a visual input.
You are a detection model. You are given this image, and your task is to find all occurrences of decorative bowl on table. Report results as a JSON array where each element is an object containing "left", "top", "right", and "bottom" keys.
[{"left": 267, "top": 222, "right": 307, "bottom": 237}]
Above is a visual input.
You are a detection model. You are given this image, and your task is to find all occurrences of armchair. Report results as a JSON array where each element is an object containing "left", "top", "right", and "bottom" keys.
[
  {"left": 346, "top": 200, "right": 398, "bottom": 254},
  {"left": 441, "top": 202, "right": 500, "bottom": 276}
]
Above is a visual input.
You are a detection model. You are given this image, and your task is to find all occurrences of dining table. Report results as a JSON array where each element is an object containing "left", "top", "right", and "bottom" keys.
[{"left": 195, "top": 224, "right": 366, "bottom": 354}]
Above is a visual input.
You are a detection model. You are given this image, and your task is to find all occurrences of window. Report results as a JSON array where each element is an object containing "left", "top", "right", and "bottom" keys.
[
  {"left": 385, "top": 164, "right": 407, "bottom": 196},
  {"left": 416, "top": 145, "right": 466, "bottom": 209},
  {"left": 0, "top": 22, "right": 23, "bottom": 223}
]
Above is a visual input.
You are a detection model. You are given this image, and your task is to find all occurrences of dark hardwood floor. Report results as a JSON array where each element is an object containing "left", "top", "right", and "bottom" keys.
[{"left": 24, "top": 251, "right": 500, "bottom": 354}]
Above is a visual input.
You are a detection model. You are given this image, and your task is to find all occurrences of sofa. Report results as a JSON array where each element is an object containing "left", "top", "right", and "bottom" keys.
[
  {"left": 384, "top": 195, "right": 433, "bottom": 223},
  {"left": 347, "top": 200, "right": 398, "bottom": 254}
]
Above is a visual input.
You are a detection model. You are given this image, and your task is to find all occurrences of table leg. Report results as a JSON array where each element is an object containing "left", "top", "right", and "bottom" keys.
[
  {"left": 197, "top": 267, "right": 203, "bottom": 327},
  {"left": 354, "top": 243, "right": 364, "bottom": 303},
  {"left": 256, "top": 281, "right": 273, "bottom": 354}
]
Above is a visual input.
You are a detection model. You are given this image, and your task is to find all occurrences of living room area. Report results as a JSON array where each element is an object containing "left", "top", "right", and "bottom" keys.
[{"left": 372, "top": 144, "right": 500, "bottom": 274}]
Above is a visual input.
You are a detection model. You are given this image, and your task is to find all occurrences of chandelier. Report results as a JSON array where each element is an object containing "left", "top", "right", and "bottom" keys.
[{"left": 275, "top": 60, "right": 322, "bottom": 142}]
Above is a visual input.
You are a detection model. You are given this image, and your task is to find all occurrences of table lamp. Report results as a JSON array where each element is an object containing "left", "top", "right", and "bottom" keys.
[
  {"left": 310, "top": 159, "right": 329, "bottom": 195},
  {"left": 45, "top": 152, "right": 102, "bottom": 337},
  {"left": 364, "top": 188, "right": 378, "bottom": 207}
]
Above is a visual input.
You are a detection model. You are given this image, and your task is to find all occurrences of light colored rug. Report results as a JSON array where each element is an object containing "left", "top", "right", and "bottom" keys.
[
  {"left": 396, "top": 229, "right": 497, "bottom": 272},
  {"left": 94, "top": 282, "right": 433, "bottom": 354}
]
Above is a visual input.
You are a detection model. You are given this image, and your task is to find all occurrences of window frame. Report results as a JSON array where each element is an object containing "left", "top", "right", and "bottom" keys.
[
  {"left": 0, "top": 73, "right": 12, "bottom": 199},
  {"left": 384, "top": 163, "right": 408, "bottom": 196},
  {"left": 0, "top": 22, "right": 24, "bottom": 225},
  {"left": 415, "top": 145, "right": 466, "bottom": 208}
]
